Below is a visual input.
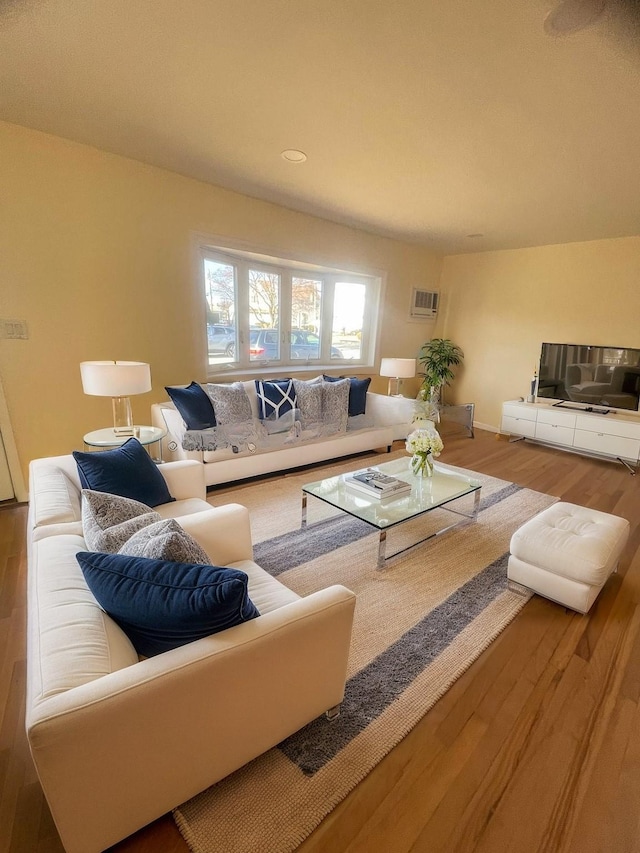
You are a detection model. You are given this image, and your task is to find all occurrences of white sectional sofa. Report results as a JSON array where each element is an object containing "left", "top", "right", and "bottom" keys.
[
  {"left": 26, "top": 454, "right": 356, "bottom": 853},
  {"left": 152, "top": 378, "right": 416, "bottom": 487}
]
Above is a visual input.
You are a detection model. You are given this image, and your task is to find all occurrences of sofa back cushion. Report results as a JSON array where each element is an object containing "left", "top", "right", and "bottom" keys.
[
  {"left": 29, "top": 463, "right": 82, "bottom": 528},
  {"left": 76, "top": 551, "right": 260, "bottom": 657}
]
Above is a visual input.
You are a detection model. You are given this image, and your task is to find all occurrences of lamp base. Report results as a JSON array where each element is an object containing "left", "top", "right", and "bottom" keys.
[
  {"left": 112, "top": 396, "right": 134, "bottom": 435},
  {"left": 387, "top": 377, "right": 401, "bottom": 396}
]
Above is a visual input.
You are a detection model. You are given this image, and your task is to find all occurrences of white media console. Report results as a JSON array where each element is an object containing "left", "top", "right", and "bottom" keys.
[{"left": 501, "top": 400, "right": 640, "bottom": 472}]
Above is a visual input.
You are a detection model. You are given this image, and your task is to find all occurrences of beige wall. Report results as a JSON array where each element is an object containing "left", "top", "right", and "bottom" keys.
[
  {"left": 0, "top": 121, "right": 442, "bottom": 485},
  {"left": 439, "top": 237, "right": 640, "bottom": 429}
]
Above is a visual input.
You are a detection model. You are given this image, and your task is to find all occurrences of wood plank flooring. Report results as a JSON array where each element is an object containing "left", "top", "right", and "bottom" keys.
[{"left": 2, "top": 430, "right": 639, "bottom": 852}]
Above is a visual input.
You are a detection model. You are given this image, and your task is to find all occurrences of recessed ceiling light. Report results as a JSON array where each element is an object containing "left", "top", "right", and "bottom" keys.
[{"left": 281, "top": 149, "right": 307, "bottom": 163}]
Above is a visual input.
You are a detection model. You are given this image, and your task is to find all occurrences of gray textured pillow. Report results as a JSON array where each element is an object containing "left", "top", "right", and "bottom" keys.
[
  {"left": 292, "top": 379, "right": 323, "bottom": 429},
  {"left": 321, "top": 378, "right": 350, "bottom": 434},
  {"left": 81, "top": 490, "right": 161, "bottom": 553},
  {"left": 205, "top": 382, "right": 252, "bottom": 425},
  {"left": 118, "top": 518, "right": 211, "bottom": 563}
]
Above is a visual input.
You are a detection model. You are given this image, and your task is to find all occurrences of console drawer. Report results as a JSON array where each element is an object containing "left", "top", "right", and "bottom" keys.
[
  {"left": 573, "top": 429, "right": 640, "bottom": 462},
  {"left": 502, "top": 402, "right": 537, "bottom": 422},
  {"left": 574, "top": 414, "right": 640, "bottom": 440},
  {"left": 535, "top": 421, "right": 574, "bottom": 446},
  {"left": 502, "top": 415, "right": 536, "bottom": 438},
  {"left": 537, "top": 408, "right": 577, "bottom": 428}
]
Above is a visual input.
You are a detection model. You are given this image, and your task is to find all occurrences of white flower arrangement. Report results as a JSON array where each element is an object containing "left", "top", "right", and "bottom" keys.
[
  {"left": 405, "top": 427, "right": 444, "bottom": 458},
  {"left": 406, "top": 426, "right": 444, "bottom": 477}
]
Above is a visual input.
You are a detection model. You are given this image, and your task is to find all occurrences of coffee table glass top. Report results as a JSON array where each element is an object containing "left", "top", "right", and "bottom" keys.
[{"left": 302, "top": 456, "right": 481, "bottom": 531}]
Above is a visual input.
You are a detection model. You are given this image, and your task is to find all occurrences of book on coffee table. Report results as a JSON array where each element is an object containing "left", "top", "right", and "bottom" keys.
[{"left": 345, "top": 469, "right": 411, "bottom": 500}]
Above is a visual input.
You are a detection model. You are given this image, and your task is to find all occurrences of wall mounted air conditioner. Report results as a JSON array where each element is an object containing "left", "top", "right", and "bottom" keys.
[{"left": 410, "top": 288, "right": 439, "bottom": 319}]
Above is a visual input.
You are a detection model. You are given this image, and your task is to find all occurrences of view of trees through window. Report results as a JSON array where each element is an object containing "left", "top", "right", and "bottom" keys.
[{"left": 203, "top": 251, "right": 377, "bottom": 369}]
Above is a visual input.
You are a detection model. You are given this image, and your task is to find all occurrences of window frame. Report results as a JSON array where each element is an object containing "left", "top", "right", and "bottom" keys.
[{"left": 201, "top": 244, "right": 382, "bottom": 377}]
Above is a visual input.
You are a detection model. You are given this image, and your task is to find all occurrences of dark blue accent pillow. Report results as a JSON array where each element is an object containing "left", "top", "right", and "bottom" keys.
[
  {"left": 165, "top": 382, "right": 216, "bottom": 430},
  {"left": 254, "top": 378, "right": 297, "bottom": 420},
  {"left": 323, "top": 375, "right": 371, "bottom": 416},
  {"left": 76, "top": 551, "right": 260, "bottom": 657},
  {"left": 73, "top": 438, "right": 174, "bottom": 507}
]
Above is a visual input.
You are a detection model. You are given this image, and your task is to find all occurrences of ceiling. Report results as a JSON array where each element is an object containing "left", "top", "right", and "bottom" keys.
[{"left": 1, "top": 0, "right": 640, "bottom": 254}]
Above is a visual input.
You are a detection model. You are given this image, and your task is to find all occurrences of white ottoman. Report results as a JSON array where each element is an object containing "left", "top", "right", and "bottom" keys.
[{"left": 508, "top": 502, "right": 629, "bottom": 614}]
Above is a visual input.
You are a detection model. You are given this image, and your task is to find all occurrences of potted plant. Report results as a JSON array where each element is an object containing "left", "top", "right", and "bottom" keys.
[{"left": 418, "top": 338, "right": 464, "bottom": 408}]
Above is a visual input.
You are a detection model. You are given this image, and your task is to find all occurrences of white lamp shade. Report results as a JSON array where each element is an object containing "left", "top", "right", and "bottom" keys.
[
  {"left": 380, "top": 358, "right": 416, "bottom": 379},
  {"left": 80, "top": 361, "right": 152, "bottom": 397}
]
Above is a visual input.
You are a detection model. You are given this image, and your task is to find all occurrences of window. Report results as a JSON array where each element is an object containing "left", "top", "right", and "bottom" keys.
[{"left": 202, "top": 247, "right": 380, "bottom": 372}]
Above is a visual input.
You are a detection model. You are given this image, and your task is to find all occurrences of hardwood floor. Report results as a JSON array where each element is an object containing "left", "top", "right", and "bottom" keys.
[{"left": 2, "top": 430, "right": 639, "bottom": 852}]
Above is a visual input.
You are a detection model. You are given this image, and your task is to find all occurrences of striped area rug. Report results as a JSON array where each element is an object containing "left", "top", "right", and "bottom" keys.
[{"left": 173, "top": 452, "right": 556, "bottom": 853}]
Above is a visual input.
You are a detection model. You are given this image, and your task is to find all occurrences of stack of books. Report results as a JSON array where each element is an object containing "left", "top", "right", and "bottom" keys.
[{"left": 345, "top": 468, "right": 411, "bottom": 500}]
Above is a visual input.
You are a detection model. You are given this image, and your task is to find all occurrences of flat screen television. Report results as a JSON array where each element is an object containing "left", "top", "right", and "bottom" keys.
[{"left": 537, "top": 342, "right": 640, "bottom": 413}]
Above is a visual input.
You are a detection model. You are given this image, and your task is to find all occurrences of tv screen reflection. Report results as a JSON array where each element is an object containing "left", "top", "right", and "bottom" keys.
[{"left": 538, "top": 343, "right": 640, "bottom": 412}]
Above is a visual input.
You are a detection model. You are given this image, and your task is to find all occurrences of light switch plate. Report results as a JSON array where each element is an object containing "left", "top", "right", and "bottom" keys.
[{"left": 0, "top": 319, "right": 29, "bottom": 339}]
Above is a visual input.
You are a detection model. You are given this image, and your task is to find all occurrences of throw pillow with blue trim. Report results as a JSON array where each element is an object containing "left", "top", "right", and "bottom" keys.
[
  {"left": 73, "top": 438, "right": 174, "bottom": 507},
  {"left": 76, "top": 551, "right": 260, "bottom": 657},
  {"left": 255, "top": 379, "right": 297, "bottom": 433},
  {"left": 165, "top": 382, "right": 216, "bottom": 430}
]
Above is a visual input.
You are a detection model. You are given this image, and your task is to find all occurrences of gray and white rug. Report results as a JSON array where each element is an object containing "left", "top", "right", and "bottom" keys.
[{"left": 174, "top": 455, "right": 556, "bottom": 853}]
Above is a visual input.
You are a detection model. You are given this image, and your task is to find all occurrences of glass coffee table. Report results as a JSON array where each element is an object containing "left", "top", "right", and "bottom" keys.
[{"left": 301, "top": 457, "right": 482, "bottom": 569}]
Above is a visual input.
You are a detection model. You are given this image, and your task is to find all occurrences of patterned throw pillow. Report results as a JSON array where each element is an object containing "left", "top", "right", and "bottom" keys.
[
  {"left": 254, "top": 379, "right": 296, "bottom": 420},
  {"left": 205, "top": 382, "right": 252, "bottom": 425},
  {"left": 118, "top": 518, "right": 211, "bottom": 563},
  {"left": 81, "top": 490, "right": 161, "bottom": 553},
  {"left": 321, "top": 378, "right": 350, "bottom": 434},
  {"left": 323, "top": 375, "right": 371, "bottom": 416},
  {"left": 293, "top": 379, "right": 323, "bottom": 429}
]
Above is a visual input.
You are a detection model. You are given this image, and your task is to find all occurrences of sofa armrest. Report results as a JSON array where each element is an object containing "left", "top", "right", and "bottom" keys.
[
  {"left": 178, "top": 503, "right": 253, "bottom": 563},
  {"left": 152, "top": 403, "right": 204, "bottom": 463},
  {"left": 366, "top": 392, "right": 415, "bottom": 439},
  {"left": 27, "top": 584, "right": 356, "bottom": 853},
  {"left": 158, "top": 460, "right": 206, "bottom": 502}
]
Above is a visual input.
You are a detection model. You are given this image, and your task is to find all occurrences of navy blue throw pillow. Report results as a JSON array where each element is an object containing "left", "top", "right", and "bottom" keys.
[
  {"left": 76, "top": 551, "right": 260, "bottom": 657},
  {"left": 73, "top": 438, "right": 174, "bottom": 507},
  {"left": 323, "top": 375, "right": 371, "bottom": 416},
  {"left": 344, "top": 376, "right": 371, "bottom": 416},
  {"left": 165, "top": 382, "right": 217, "bottom": 430},
  {"left": 255, "top": 379, "right": 297, "bottom": 420}
]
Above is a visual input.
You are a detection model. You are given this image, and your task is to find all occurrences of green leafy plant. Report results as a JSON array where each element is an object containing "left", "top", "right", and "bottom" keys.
[{"left": 418, "top": 338, "right": 464, "bottom": 403}]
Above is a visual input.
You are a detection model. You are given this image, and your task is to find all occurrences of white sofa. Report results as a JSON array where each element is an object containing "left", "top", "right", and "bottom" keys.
[
  {"left": 26, "top": 454, "right": 356, "bottom": 853},
  {"left": 151, "top": 381, "right": 416, "bottom": 487}
]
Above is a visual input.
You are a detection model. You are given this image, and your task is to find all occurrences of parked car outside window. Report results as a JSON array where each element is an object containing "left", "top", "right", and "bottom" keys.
[
  {"left": 207, "top": 324, "right": 236, "bottom": 356},
  {"left": 249, "top": 329, "right": 343, "bottom": 360}
]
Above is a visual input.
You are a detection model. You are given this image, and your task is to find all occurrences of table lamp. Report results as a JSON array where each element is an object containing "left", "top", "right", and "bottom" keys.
[
  {"left": 80, "top": 361, "right": 152, "bottom": 435},
  {"left": 380, "top": 357, "right": 416, "bottom": 396}
]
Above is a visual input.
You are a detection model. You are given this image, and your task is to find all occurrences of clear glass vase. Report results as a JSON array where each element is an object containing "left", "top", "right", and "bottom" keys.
[{"left": 411, "top": 452, "right": 434, "bottom": 478}]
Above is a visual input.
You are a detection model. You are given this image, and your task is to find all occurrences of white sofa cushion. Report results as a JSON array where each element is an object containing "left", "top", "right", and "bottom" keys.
[
  {"left": 28, "top": 534, "right": 140, "bottom": 701},
  {"left": 30, "top": 464, "right": 82, "bottom": 527},
  {"left": 231, "top": 559, "right": 301, "bottom": 613}
]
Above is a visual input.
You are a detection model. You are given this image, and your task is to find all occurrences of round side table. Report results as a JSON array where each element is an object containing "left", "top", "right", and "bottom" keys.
[{"left": 82, "top": 426, "right": 167, "bottom": 462}]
